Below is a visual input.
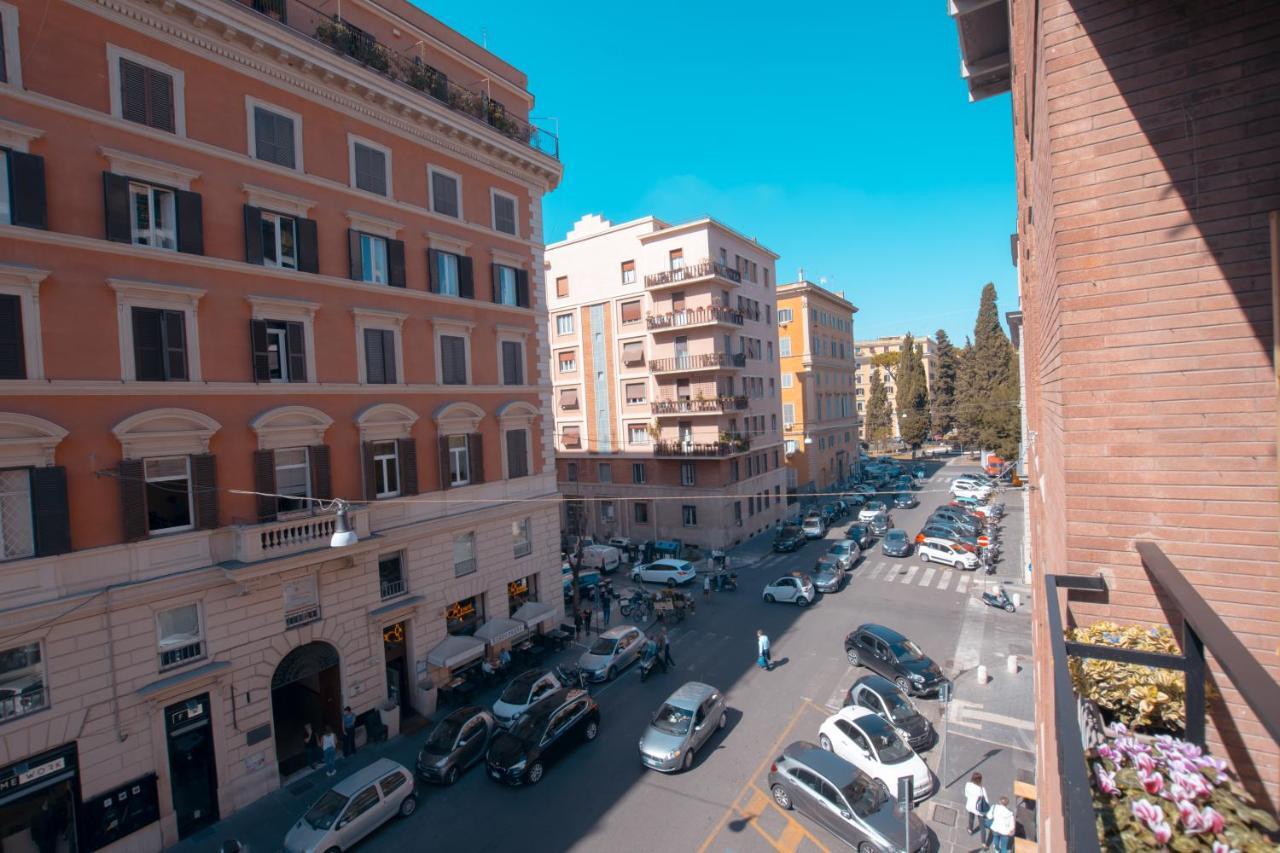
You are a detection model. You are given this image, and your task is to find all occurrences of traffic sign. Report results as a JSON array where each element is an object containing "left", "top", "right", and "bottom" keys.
[{"left": 977, "top": 535, "right": 991, "bottom": 548}]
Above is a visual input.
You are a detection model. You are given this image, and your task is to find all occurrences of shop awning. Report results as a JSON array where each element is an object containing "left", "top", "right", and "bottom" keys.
[
  {"left": 474, "top": 618, "right": 528, "bottom": 646},
  {"left": 426, "top": 635, "right": 485, "bottom": 669},
  {"left": 512, "top": 601, "right": 559, "bottom": 630}
]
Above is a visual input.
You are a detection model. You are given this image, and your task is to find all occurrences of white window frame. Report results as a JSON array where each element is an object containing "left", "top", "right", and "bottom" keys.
[
  {"left": 0, "top": 2, "right": 22, "bottom": 89},
  {"left": 680, "top": 462, "right": 696, "bottom": 486},
  {"left": 624, "top": 382, "right": 647, "bottom": 405},
  {"left": 448, "top": 434, "right": 471, "bottom": 487},
  {"left": 453, "top": 532, "right": 476, "bottom": 576},
  {"left": 0, "top": 467, "right": 33, "bottom": 560},
  {"left": 106, "top": 44, "right": 186, "bottom": 136},
  {"left": 110, "top": 279, "right": 204, "bottom": 382},
  {"left": 781, "top": 372, "right": 793, "bottom": 389},
  {"left": 557, "top": 349, "right": 577, "bottom": 373},
  {"left": 0, "top": 264, "right": 46, "bottom": 380},
  {"left": 431, "top": 317, "right": 475, "bottom": 385},
  {"left": 273, "top": 446, "right": 312, "bottom": 513},
  {"left": 260, "top": 211, "right": 299, "bottom": 270},
  {"left": 555, "top": 313, "right": 574, "bottom": 336},
  {"left": 144, "top": 455, "right": 194, "bottom": 535},
  {"left": 496, "top": 325, "right": 529, "bottom": 386},
  {"left": 372, "top": 439, "right": 400, "bottom": 498},
  {"left": 777, "top": 308, "right": 792, "bottom": 323},
  {"left": 627, "top": 424, "right": 648, "bottom": 446},
  {"left": 359, "top": 232, "right": 389, "bottom": 284},
  {"left": 512, "top": 517, "right": 531, "bottom": 558},
  {"left": 347, "top": 134, "right": 392, "bottom": 198},
  {"left": 0, "top": 640, "right": 46, "bottom": 722},
  {"left": 128, "top": 181, "right": 178, "bottom": 251},
  {"left": 352, "top": 307, "right": 407, "bottom": 386},
  {"left": 428, "top": 165, "right": 463, "bottom": 219},
  {"left": 780, "top": 337, "right": 792, "bottom": 357},
  {"left": 156, "top": 602, "right": 205, "bottom": 670},
  {"left": 245, "top": 96, "right": 303, "bottom": 171},
  {"left": 246, "top": 295, "right": 318, "bottom": 385},
  {"left": 621, "top": 260, "right": 636, "bottom": 285},
  {"left": 490, "top": 187, "right": 518, "bottom": 235}
]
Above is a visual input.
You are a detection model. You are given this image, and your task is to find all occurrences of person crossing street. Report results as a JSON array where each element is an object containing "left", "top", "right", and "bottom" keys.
[{"left": 757, "top": 629, "right": 771, "bottom": 671}]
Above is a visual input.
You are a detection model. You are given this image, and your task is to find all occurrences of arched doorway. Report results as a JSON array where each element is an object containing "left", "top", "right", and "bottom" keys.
[{"left": 271, "top": 642, "right": 341, "bottom": 778}]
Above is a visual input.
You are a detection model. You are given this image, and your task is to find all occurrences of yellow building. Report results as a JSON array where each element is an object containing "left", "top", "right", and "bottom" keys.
[
  {"left": 853, "top": 334, "right": 937, "bottom": 440},
  {"left": 777, "top": 280, "right": 860, "bottom": 499}
]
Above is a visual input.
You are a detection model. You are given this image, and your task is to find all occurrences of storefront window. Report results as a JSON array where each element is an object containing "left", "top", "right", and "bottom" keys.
[
  {"left": 445, "top": 595, "right": 482, "bottom": 636},
  {"left": 507, "top": 576, "right": 535, "bottom": 616},
  {"left": 0, "top": 744, "right": 80, "bottom": 853},
  {"left": 0, "top": 641, "right": 47, "bottom": 721}
]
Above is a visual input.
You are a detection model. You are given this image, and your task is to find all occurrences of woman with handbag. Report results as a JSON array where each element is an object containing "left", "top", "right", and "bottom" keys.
[{"left": 964, "top": 772, "right": 991, "bottom": 843}]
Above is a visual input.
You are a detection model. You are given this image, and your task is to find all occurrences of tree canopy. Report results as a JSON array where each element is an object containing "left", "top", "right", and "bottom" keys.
[
  {"left": 895, "top": 334, "right": 930, "bottom": 447},
  {"left": 932, "top": 329, "right": 958, "bottom": 437},
  {"left": 955, "top": 284, "right": 1020, "bottom": 458},
  {"left": 864, "top": 367, "right": 893, "bottom": 446}
]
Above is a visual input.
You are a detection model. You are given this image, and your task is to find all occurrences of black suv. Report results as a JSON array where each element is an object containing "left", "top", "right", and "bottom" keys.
[
  {"left": 486, "top": 688, "right": 599, "bottom": 785},
  {"left": 773, "top": 526, "right": 805, "bottom": 553},
  {"left": 843, "top": 624, "right": 946, "bottom": 697}
]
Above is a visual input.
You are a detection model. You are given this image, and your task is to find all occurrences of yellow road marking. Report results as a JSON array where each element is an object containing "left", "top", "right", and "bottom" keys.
[{"left": 776, "top": 821, "right": 808, "bottom": 852}]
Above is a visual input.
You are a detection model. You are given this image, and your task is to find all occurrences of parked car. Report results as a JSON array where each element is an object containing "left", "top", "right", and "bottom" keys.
[
  {"left": 952, "top": 496, "right": 995, "bottom": 516},
  {"left": 773, "top": 526, "right": 806, "bottom": 553},
  {"left": 881, "top": 529, "right": 912, "bottom": 558},
  {"left": 763, "top": 573, "right": 816, "bottom": 607},
  {"left": 810, "top": 556, "right": 846, "bottom": 593},
  {"left": 827, "top": 540, "right": 860, "bottom": 571},
  {"left": 562, "top": 563, "right": 602, "bottom": 601},
  {"left": 820, "top": 504, "right": 838, "bottom": 525},
  {"left": 491, "top": 669, "right": 562, "bottom": 728},
  {"left": 867, "top": 513, "right": 892, "bottom": 537},
  {"left": 580, "top": 544, "right": 623, "bottom": 574},
  {"left": 919, "top": 525, "right": 979, "bottom": 551},
  {"left": 845, "top": 523, "right": 873, "bottom": 549},
  {"left": 845, "top": 492, "right": 868, "bottom": 509},
  {"left": 768, "top": 741, "right": 928, "bottom": 853},
  {"left": 843, "top": 674, "right": 934, "bottom": 751},
  {"left": 858, "top": 501, "right": 887, "bottom": 522},
  {"left": 577, "top": 625, "right": 647, "bottom": 682},
  {"left": 485, "top": 688, "right": 599, "bottom": 785},
  {"left": 631, "top": 558, "right": 697, "bottom": 587},
  {"left": 284, "top": 759, "right": 416, "bottom": 853},
  {"left": 638, "top": 682, "right": 727, "bottom": 772},
  {"left": 933, "top": 507, "right": 984, "bottom": 529},
  {"left": 801, "top": 517, "right": 826, "bottom": 540},
  {"left": 892, "top": 492, "right": 918, "bottom": 509},
  {"left": 918, "top": 537, "right": 980, "bottom": 570},
  {"left": 951, "top": 482, "right": 993, "bottom": 500},
  {"left": 416, "top": 706, "right": 494, "bottom": 784},
  {"left": 843, "top": 623, "right": 947, "bottom": 696},
  {"left": 911, "top": 465, "right": 927, "bottom": 479},
  {"left": 852, "top": 483, "right": 876, "bottom": 496},
  {"left": 818, "top": 706, "right": 933, "bottom": 802}
]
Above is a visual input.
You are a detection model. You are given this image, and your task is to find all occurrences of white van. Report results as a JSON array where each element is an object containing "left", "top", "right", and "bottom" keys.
[{"left": 579, "top": 544, "right": 623, "bottom": 574}]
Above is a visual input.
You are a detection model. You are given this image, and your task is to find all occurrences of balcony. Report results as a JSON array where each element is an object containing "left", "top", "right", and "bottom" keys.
[
  {"left": 380, "top": 577, "right": 408, "bottom": 600},
  {"left": 650, "top": 352, "right": 747, "bottom": 374},
  {"left": 231, "top": 507, "right": 371, "bottom": 564},
  {"left": 646, "top": 306, "right": 745, "bottom": 332},
  {"left": 230, "top": 0, "right": 558, "bottom": 158},
  {"left": 653, "top": 436, "right": 750, "bottom": 458},
  {"left": 644, "top": 259, "right": 742, "bottom": 291},
  {"left": 651, "top": 395, "right": 750, "bottom": 416}
]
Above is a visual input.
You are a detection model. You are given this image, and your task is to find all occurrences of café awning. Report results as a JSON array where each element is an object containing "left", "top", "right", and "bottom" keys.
[
  {"left": 474, "top": 618, "right": 528, "bottom": 646},
  {"left": 512, "top": 601, "right": 558, "bottom": 630},
  {"left": 426, "top": 634, "right": 485, "bottom": 669}
]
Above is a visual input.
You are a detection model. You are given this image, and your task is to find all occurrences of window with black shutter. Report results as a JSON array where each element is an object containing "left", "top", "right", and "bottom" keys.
[
  {"left": 132, "top": 307, "right": 188, "bottom": 381},
  {"left": 500, "top": 340, "right": 523, "bottom": 385},
  {"left": 252, "top": 319, "right": 307, "bottom": 383},
  {"left": 430, "top": 169, "right": 459, "bottom": 217},
  {"left": 0, "top": 293, "right": 25, "bottom": 379},
  {"left": 363, "top": 328, "right": 396, "bottom": 384},
  {"left": 2, "top": 150, "right": 47, "bottom": 229},
  {"left": 352, "top": 142, "right": 387, "bottom": 196},
  {"left": 253, "top": 106, "right": 296, "bottom": 169},
  {"left": 440, "top": 334, "right": 466, "bottom": 385},
  {"left": 119, "top": 57, "right": 175, "bottom": 133},
  {"left": 493, "top": 193, "right": 516, "bottom": 235},
  {"left": 505, "top": 429, "right": 529, "bottom": 479}
]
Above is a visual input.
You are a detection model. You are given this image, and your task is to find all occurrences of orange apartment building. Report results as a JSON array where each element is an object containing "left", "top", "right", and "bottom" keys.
[
  {"left": 0, "top": 0, "right": 562, "bottom": 848},
  {"left": 546, "top": 214, "right": 788, "bottom": 550},
  {"left": 776, "top": 279, "right": 860, "bottom": 500},
  {"left": 952, "top": 0, "right": 1280, "bottom": 848}
]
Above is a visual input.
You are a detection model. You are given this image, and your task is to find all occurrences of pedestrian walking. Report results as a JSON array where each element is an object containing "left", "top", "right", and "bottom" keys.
[
  {"left": 659, "top": 627, "right": 674, "bottom": 667},
  {"left": 756, "top": 629, "right": 771, "bottom": 670},
  {"left": 341, "top": 706, "right": 357, "bottom": 757},
  {"left": 965, "top": 772, "right": 991, "bottom": 843},
  {"left": 989, "top": 796, "right": 1016, "bottom": 853},
  {"left": 321, "top": 728, "right": 337, "bottom": 777},
  {"left": 582, "top": 606, "right": 593, "bottom": 636},
  {"left": 601, "top": 588, "right": 612, "bottom": 627},
  {"left": 573, "top": 607, "right": 584, "bottom": 638},
  {"left": 302, "top": 722, "right": 320, "bottom": 769},
  {"left": 703, "top": 574, "right": 712, "bottom": 602}
]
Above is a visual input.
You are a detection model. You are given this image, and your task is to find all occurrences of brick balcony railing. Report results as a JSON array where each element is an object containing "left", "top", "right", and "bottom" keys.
[
  {"left": 650, "top": 352, "right": 747, "bottom": 373},
  {"left": 644, "top": 259, "right": 742, "bottom": 288},
  {"left": 653, "top": 436, "right": 750, "bottom": 457},
  {"left": 645, "top": 306, "right": 745, "bottom": 330},
  {"left": 650, "top": 395, "right": 750, "bottom": 415}
]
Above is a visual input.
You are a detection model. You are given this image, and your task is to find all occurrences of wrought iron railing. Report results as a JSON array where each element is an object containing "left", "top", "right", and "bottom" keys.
[
  {"left": 650, "top": 396, "right": 749, "bottom": 415},
  {"left": 230, "top": 0, "right": 559, "bottom": 158},
  {"left": 380, "top": 577, "right": 407, "bottom": 600},
  {"left": 644, "top": 260, "right": 742, "bottom": 288},
  {"left": 650, "top": 352, "right": 746, "bottom": 372},
  {"left": 159, "top": 640, "right": 205, "bottom": 670},
  {"left": 645, "top": 306, "right": 744, "bottom": 330},
  {"left": 653, "top": 437, "right": 750, "bottom": 457}
]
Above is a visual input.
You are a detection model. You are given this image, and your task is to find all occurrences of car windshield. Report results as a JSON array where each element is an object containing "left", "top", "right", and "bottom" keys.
[
  {"left": 499, "top": 678, "right": 535, "bottom": 705},
  {"left": 891, "top": 639, "right": 925, "bottom": 662},
  {"left": 862, "top": 716, "right": 914, "bottom": 763},
  {"left": 886, "top": 531, "right": 906, "bottom": 542},
  {"left": 842, "top": 774, "right": 888, "bottom": 818},
  {"left": 304, "top": 790, "right": 348, "bottom": 831},
  {"left": 425, "top": 717, "right": 462, "bottom": 751},
  {"left": 589, "top": 638, "right": 617, "bottom": 656},
  {"left": 883, "top": 690, "right": 917, "bottom": 723},
  {"left": 651, "top": 703, "right": 693, "bottom": 735},
  {"left": 509, "top": 712, "right": 546, "bottom": 742}
]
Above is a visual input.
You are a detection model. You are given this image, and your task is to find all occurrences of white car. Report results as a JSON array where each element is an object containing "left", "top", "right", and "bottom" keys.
[
  {"left": 918, "top": 537, "right": 979, "bottom": 570},
  {"left": 858, "top": 501, "right": 888, "bottom": 522},
  {"left": 827, "top": 540, "right": 860, "bottom": 571},
  {"left": 631, "top": 558, "right": 698, "bottom": 587},
  {"left": 491, "top": 669, "right": 562, "bottom": 728},
  {"left": 818, "top": 706, "right": 933, "bottom": 802},
  {"left": 763, "top": 573, "right": 816, "bottom": 607},
  {"left": 801, "top": 517, "right": 826, "bottom": 539},
  {"left": 950, "top": 482, "right": 992, "bottom": 500}
]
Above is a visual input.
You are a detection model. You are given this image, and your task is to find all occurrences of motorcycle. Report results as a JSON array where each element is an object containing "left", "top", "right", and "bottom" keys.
[
  {"left": 618, "top": 591, "right": 649, "bottom": 618},
  {"left": 981, "top": 586, "right": 1016, "bottom": 613},
  {"left": 715, "top": 570, "right": 738, "bottom": 592},
  {"left": 639, "top": 647, "right": 668, "bottom": 682},
  {"left": 555, "top": 662, "right": 590, "bottom": 690}
]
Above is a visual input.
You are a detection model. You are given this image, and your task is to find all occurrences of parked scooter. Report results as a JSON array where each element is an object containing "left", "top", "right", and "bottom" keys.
[
  {"left": 639, "top": 642, "right": 668, "bottom": 682},
  {"left": 715, "top": 570, "right": 738, "bottom": 592},
  {"left": 981, "top": 584, "right": 1016, "bottom": 612},
  {"left": 555, "top": 662, "right": 591, "bottom": 690}
]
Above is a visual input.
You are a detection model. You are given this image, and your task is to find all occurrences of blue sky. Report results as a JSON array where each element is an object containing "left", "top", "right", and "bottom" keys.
[{"left": 419, "top": 1, "right": 1018, "bottom": 342}]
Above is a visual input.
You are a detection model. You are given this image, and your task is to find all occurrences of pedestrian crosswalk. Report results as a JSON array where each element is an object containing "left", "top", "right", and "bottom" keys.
[{"left": 852, "top": 559, "right": 981, "bottom": 595}]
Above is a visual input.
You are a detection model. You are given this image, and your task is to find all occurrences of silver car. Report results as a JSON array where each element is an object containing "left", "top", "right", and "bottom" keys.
[
  {"left": 576, "top": 625, "right": 647, "bottom": 682},
  {"left": 827, "top": 540, "right": 860, "bottom": 571},
  {"left": 284, "top": 759, "right": 416, "bottom": 853},
  {"left": 639, "top": 682, "right": 727, "bottom": 772}
]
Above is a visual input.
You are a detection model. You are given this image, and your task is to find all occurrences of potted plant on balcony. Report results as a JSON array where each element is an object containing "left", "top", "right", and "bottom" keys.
[
  {"left": 1067, "top": 621, "right": 1195, "bottom": 738},
  {"left": 315, "top": 19, "right": 353, "bottom": 54}
]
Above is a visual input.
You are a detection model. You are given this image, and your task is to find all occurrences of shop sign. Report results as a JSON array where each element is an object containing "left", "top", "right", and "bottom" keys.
[
  {"left": 0, "top": 756, "right": 66, "bottom": 795},
  {"left": 507, "top": 578, "right": 529, "bottom": 598}
]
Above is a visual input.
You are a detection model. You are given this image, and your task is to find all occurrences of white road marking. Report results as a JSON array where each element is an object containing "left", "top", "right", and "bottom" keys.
[
  {"left": 920, "top": 567, "right": 936, "bottom": 587},
  {"left": 868, "top": 563, "right": 885, "bottom": 580},
  {"left": 937, "top": 570, "right": 953, "bottom": 591},
  {"left": 903, "top": 566, "right": 919, "bottom": 585},
  {"left": 957, "top": 575, "right": 970, "bottom": 594},
  {"left": 826, "top": 665, "right": 856, "bottom": 710},
  {"left": 952, "top": 597, "right": 989, "bottom": 674},
  {"left": 949, "top": 698, "right": 1035, "bottom": 731}
]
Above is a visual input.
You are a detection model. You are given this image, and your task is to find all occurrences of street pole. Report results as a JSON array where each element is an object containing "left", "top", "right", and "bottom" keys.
[{"left": 939, "top": 679, "right": 952, "bottom": 798}]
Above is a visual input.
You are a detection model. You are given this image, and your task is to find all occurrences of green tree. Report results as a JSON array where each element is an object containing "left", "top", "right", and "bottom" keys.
[
  {"left": 895, "top": 334, "right": 931, "bottom": 448},
  {"left": 960, "top": 283, "right": 1021, "bottom": 458},
  {"left": 864, "top": 367, "right": 893, "bottom": 448},
  {"left": 932, "top": 329, "right": 959, "bottom": 437}
]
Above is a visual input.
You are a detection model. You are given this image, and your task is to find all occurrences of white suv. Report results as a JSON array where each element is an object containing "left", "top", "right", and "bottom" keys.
[
  {"left": 951, "top": 481, "right": 992, "bottom": 500},
  {"left": 918, "top": 537, "right": 979, "bottom": 570}
]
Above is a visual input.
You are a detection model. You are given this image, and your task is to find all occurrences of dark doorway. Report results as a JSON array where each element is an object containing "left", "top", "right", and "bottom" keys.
[
  {"left": 382, "top": 622, "right": 415, "bottom": 719},
  {"left": 165, "top": 695, "right": 218, "bottom": 839},
  {"left": 271, "top": 642, "right": 341, "bottom": 778}
]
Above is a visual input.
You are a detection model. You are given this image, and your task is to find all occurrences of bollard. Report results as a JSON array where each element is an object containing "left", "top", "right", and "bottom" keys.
[
  {"left": 1012, "top": 592, "right": 1022, "bottom": 609},
  {"left": 977, "top": 664, "right": 988, "bottom": 684},
  {"left": 1007, "top": 654, "right": 1018, "bottom": 674}
]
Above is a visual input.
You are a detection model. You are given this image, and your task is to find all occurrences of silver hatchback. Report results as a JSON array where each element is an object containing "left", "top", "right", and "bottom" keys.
[
  {"left": 284, "top": 759, "right": 416, "bottom": 853},
  {"left": 577, "top": 625, "right": 647, "bottom": 682},
  {"left": 639, "top": 682, "right": 727, "bottom": 772}
]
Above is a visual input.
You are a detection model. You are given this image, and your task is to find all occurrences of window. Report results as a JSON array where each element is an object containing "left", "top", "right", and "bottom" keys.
[
  {"left": 625, "top": 382, "right": 646, "bottom": 405},
  {"left": 274, "top": 447, "right": 311, "bottom": 512},
  {"left": 620, "top": 301, "right": 642, "bottom": 325},
  {"left": 561, "top": 426, "right": 581, "bottom": 449},
  {"left": 254, "top": 319, "right": 304, "bottom": 383},
  {"left": 556, "top": 276, "right": 568, "bottom": 298},
  {"left": 634, "top": 502, "right": 649, "bottom": 524},
  {"left": 131, "top": 307, "right": 187, "bottom": 382},
  {"left": 556, "top": 313, "right": 574, "bottom": 335},
  {"left": 558, "top": 387, "right": 579, "bottom": 410},
  {"left": 621, "top": 341, "right": 644, "bottom": 366},
  {"left": 440, "top": 335, "right": 467, "bottom": 385},
  {"left": 783, "top": 403, "right": 795, "bottom": 425},
  {"left": 781, "top": 372, "right": 793, "bottom": 389},
  {"left": 144, "top": 456, "right": 192, "bottom": 533},
  {"left": 779, "top": 337, "right": 792, "bottom": 357},
  {"left": 491, "top": 264, "right": 519, "bottom": 306},
  {"left": 453, "top": 532, "right": 476, "bottom": 577},
  {"left": 429, "top": 167, "right": 461, "bottom": 217},
  {"left": 379, "top": 771, "right": 408, "bottom": 799},
  {"left": 429, "top": 250, "right": 461, "bottom": 296},
  {"left": 363, "top": 328, "right": 397, "bottom": 384},
  {"left": 597, "top": 463, "right": 612, "bottom": 484},
  {"left": 378, "top": 552, "right": 406, "bottom": 599},
  {"left": 682, "top": 505, "right": 697, "bottom": 527},
  {"left": 0, "top": 292, "right": 22, "bottom": 379},
  {"left": 628, "top": 425, "right": 648, "bottom": 445},
  {"left": 632, "top": 462, "right": 646, "bottom": 484},
  {"left": 566, "top": 462, "right": 578, "bottom": 481},
  {"left": 358, "top": 233, "right": 389, "bottom": 284},
  {"left": 351, "top": 140, "right": 389, "bottom": 196},
  {"left": 512, "top": 517, "right": 531, "bottom": 557},
  {"left": 680, "top": 462, "right": 695, "bottom": 486},
  {"left": 669, "top": 249, "right": 684, "bottom": 270},
  {"left": 128, "top": 182, "right": 177, "bottom": 250},
  {"left": 118, "top": 57, "right": 175, "bottom": 132},
  {"left": 252, "top": 105, "right": 297, "bottom": 169},
  {"left": 768, "top": 342, "right": 774, "bottom": 362},
  {"left": 771, "top": 414, "right": 777, "bottom": 431},
  {"left": 258, "top": 212, "right": 298, "bottom": 270},
  {"left": 372, "top": 440, "right": 399, "bottom": 497},
  {"left": 505, "top": 428, "right": 529, "bottom": 478},
  {"left": 492, "top": 190, "right": 517, "bottom": 235},
  {"left": 0, "top": 467, "right": 32, "bottom": 559},
  {"left": 600, "top": 501, "right": 615, "bottom": 523},
  {"left": 621, "top": 260, "right": 636, "bottom": 284},
  {"left": 0, "top": 3, "right": 20, "bottom": 87},
  {"left": 448, "top": 434, "right": 471, "bottom": 486},
  {"left": 558, "top": 350, "right": 576, "bottom": 373},
  {"left": 157, "top": 603, "right": 203, "bottom": 669},
  {"left": 0, "top": 641, "right": 46, "bottom": 721}
]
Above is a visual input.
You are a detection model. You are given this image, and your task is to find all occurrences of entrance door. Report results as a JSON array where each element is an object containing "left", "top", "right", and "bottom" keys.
[
  {"left": 271, "top": 642, "right": 341, "bottom": 778},
  {"left": 165, "top": 695, "right": 218, "bottom": 839},
  {"left": 382, "top": 622, "right": 414, "bottom": 718}
]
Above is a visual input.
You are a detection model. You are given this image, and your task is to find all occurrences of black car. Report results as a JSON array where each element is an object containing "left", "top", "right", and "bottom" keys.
[
  {"left": 881, "top": 529, "right": 912, "bottom": 558},
  {"left": 486, "top": 688, "right": 600, "bottom": 785},
  {"left": 846, "top": 493, "right": 868, "bottom": 509},
  {"left": 845, "top": 523, "right": 872, "bottom": 549},
  {"left": 892, "top": 492, "right": 918, "bottom": 509},
  {"left": 843, "top": 674, "right": 934, "bottom": 751},
  {"left": 843, "top": 624, "right": 946, "bottom": 697},
  {"left": 773, "top": 526, "right": 805, "bottom": 553},
  {"left": 867, "top": 513, "right": 892, "bottom": 537},
  {"left": 417, "top": 706, "right": 494, "bottom": 784},
  {"left": 918, "top": 525, "right": 979, "bottom": 551},
  {"left": 927, "top": 513, "right": 980, "bottom": 537}
]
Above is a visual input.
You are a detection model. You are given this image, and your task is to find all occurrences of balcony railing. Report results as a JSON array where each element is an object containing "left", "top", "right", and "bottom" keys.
[
  {"left": 380, "top": 577, "right": 408, "bottom": 600},
  {"left": 231, "top": 0, "right": 558, "bottom": 158},
  {"left": 1045, "top": 542, "right": 1280, "bottom": 853},
  {"left": 232, "top": 507, "right": 370, "bottom": 563},
  {"left": 651, "top": 395, "right": 749, "bottom": 415},
  {"left": 644, "top": 260, "right": 742, "bottom": 289},
  {"left": 650, "top": 352, "right": 747, "bottom": 373},
  {"left": 653, "top": 437, "right": 750, "bottom": 457},
  {"left": 646, "top": 306, "right": 745, "bottom": 330},
  {"left": 284, "top": 605, "right": 321, "bottom": 629}
]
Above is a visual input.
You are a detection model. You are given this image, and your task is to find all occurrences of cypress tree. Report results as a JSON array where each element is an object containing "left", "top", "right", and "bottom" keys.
[
  {"left": 932, "top": 329, "right": 958, "bottom": 437},
  {"left": 864, "top": 367, "right": 892, "bottom": 448},
  {"left": 895, "top": 334, "right": 930, "bottom": 448},
  {"left": 965, "top": 283, "right": 1021, "bottom": 458}
]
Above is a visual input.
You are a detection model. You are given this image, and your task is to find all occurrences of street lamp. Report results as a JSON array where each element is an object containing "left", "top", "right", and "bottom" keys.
[{"left": 329, "top": 500, "right": 358, "bottom": 548}]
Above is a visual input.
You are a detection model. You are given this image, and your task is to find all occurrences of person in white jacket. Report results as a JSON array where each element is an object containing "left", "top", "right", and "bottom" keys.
[
  {"left": 964, "top": 772, "right": 989, "bottom": 839},
  {"left": 989, "top": 797, "right": 1016, "bottom": 853}
]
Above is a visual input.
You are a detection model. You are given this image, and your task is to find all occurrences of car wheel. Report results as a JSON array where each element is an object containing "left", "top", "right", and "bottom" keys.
[
  {"left": 584, "top": 719, "right": 599, "bottom": 741},
  {"left": 666, "top": 578, "right": 677, "bottom": 588},
  {"left": 683, "top": 749, "right": 695, "bottom": 771},
  {"left": 772, "top": 784, "right": 793, "bottom": 810},
  {"left": 606, "top": 666, "right": 616, "bottom": 682},
  {"left": 445, "top": 765, "right": 459, "bottom": 786},
  {"left": 526, "top": 762, "right": 544, "bottom": 784},
  {"left": 764, "top": 593, "right": 775, "bottom": 603},
  {"left": 895, "top": 676, "right": 911, "bottom": 693},
  {"left": 858, "top": 842, "right": 878, "bottom": 853},
  {"left": 796, "top": 596, "right": 810, "bottom": 608},
  {"left": 819, "top": 734, "right": 833, "bottom": 751},
  {"left": 398, "top": 794, "right": 417, "bottom": 818},
  {"left": 846, "top": 648, "right": 861, "bottom": 666},
  {"left": 718, "top": 711, "right": 727, "bottom": 730},
  {"left": 920, "top": 552, "right": 929, "bottom": 563}
]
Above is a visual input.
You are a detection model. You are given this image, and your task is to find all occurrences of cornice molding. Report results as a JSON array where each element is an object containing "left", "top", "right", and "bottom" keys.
[
  {"left": 99, "top": 146, "right": 202, "bottom": 189},
  {"left": 0, "top": 378, "right": 553, "bottom": 397}
]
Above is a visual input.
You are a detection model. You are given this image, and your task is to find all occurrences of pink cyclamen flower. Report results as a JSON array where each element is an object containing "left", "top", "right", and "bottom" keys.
[
  {"left": 1093, "top": 762, "right": 1119, "bottom": 796},
  {"left": 1131, "top": 798, "right": 1163, "bottom": 826},
  {"left": 1200, "top": 806, "right": 1224, "bottom": 834},
  {"left": 1149, "top": 820, "right": 1173, "bottom": 845},
  {"left": 1196, "top": 755, "right": 1228, "bottom": 778},
  {"left": 1095, "top": 743, "right": 1117, "bottom": 763},
  {"left": 1135, "top": 751, "right": 1157, "bottom": 774},
  {"left": 1139, "top": 769, "right": 1165, "bottom": 796},
  {"left": 1212, "top": 841, "right": 1239, "bottom": 853},
  {"left": 1112, "top": 722, "right": 1129, "bottom": 736},
  {"left": 1178, "top": 799, "right": 1206, "bottom": 833}
]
